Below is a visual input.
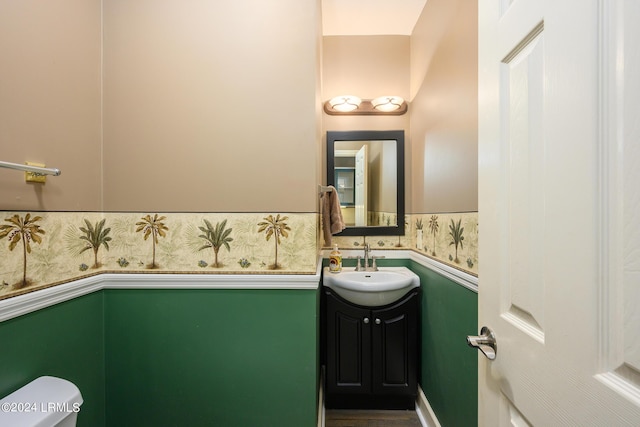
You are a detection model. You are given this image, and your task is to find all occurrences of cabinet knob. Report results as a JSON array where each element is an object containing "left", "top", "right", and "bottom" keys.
[
  {"left": 364, "top": 317, "right": 370, "bottom": 324},
  {"left": 375, "top": 318, "right": 381, "bottom": 325}
]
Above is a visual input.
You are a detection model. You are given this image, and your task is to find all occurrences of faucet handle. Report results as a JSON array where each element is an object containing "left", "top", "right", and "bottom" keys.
[
  {"left": 371, "top": 256, "right": 379, "bottom": 271},
  {"left": 354, "top": 256, "right": 362, "bottom": 271}
]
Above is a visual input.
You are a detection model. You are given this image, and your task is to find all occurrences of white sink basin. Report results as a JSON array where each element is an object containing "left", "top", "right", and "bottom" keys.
[{"left": 323, "top": 266, "right": 420, "bottom": 307}]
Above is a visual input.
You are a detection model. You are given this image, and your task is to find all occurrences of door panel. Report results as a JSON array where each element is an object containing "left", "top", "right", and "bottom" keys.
[
  {"left": 478, "top": 0, "right": 640, "bottom": 425},
  {"left": 621, "top": 30, "right": 640, "bottom": 379},
  {"left": 501, "top": 22, "right": 546, "bottom": 343},
  {"left": 500, "top": 395, "right": 533, "bottom": 427},
  {"left": 355, "top": 145, "right": 368, "bottom": 227},
  {"left": 598, "top": 0, "right": 640, "bottom": 401}
]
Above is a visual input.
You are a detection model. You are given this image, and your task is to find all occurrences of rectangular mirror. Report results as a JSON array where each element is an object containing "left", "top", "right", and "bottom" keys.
[{"left": 326, "top": 130, "right": 405, "bottom": 236}]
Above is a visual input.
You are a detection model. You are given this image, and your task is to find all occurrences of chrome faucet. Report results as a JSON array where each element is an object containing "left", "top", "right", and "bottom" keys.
[
  {"left": 363, "top": 243, "right": 371, "bottom": 270},
  {"left": 356, "top": 243, "right": 379, "bottom": 271},
  {"left": 352, "top": 243, "right": 384, "bottom": 271}
]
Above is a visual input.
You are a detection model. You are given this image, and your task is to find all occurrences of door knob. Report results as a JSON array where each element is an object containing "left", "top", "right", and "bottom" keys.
[{"left": 467, "top": 326, "right": 497, "bottom": 360}]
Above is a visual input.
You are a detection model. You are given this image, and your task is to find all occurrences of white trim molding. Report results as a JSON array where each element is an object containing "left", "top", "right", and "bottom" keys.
[
  {"left": 0, "top": 275, "right": 105, "bottom": 322},
  {"left": 0, "top": 269, "right": 321, "bottom": 323},
  {"left": 101, "top": 272, "right": 321, "bottom": 290},
  {"left": 0, "top": 251, "right": 477, "bottom": 323},
  {"left": 409, "top": 251, "right": 478, "bottom": 293},
  {"left": 416, "top": 385, "right": 442, "bottom": 427}
]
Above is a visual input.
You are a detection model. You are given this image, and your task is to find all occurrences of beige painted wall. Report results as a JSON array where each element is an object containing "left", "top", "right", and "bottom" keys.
[
  {"left": 0, "top": 0, "right": 102, "bottom": 211},
  {"left": 321, "top": 35, "right": 411, "bottom": 209},
  {"left": 103, "top": 0, "right": 321, "bottom": 212},
  {"left": 1, "top": 0, "right": 475, "bottom": 218},
  {"left": 322, "top": 22, "right": 478, "bottom": 217},
  {"left": 0, "top": 0, "right": 321, "bottom": 213},
  {"left": 409, "top": 0, "right": 478, "bottom": 213}
]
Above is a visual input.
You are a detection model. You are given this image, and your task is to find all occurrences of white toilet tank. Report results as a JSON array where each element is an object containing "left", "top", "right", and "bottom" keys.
[{"left": 0, "top": 376, "right": 83, "bottom": 427}]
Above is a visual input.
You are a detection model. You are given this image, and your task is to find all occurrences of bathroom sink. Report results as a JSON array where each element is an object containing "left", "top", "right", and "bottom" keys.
[{"left": 323, "top": 266, "right": 419, "bottom": 307}]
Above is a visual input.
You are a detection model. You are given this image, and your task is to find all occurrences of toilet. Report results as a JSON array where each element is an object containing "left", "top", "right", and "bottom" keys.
[{"left": 0, "top": 376, "right": 83, "bottom": 427}]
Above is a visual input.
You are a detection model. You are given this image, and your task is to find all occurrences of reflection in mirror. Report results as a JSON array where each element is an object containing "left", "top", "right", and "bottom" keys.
[
  {"left": 334, "top": 140, "right": 397, "bottom": 226},
  {"left": 327, "top": 130, "right": 404, "bottom": 236}
]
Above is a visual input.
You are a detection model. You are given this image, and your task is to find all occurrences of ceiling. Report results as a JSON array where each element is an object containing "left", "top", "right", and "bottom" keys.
[{"left": 322, "top": 0, "right": 428, "bottom": 36}]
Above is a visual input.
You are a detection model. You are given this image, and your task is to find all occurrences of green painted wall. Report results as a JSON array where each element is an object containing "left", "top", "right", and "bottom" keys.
[
  {"left": 410, "top": 261, "right": 478, "bottom": 427},
  {"left": 0, "top": 287, "right": 318, "bottom": 427},
  {"left": 104, "top": 288, "right": 318, "bottom": 427},
  {"left": 0, "top": 258, "right": 476, "bottom": 427},
  {"left": 0, "top": 292, "right": 106, "bottom": 427}
]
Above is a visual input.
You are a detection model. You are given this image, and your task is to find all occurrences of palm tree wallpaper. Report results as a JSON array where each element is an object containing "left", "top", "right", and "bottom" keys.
[
  {"left": 79, "top": 218, "right": 112, "bottom": 269},
  {"left": 330, "top": 212, "right": 478, "bottom": 275},
  {"left": 257, "top": 214, "right": 291, "bottom": 270},
  {"left": 0, "top": 213, "right": 45, "bottom": 288},
  {"left": 136, "top": 214, "right": 169, "bottom": 269},
  {"left": 0, "top": 211, "right": 318, "bottom": 300},
  {"left": 448, "top": 218, "right": 465, "bottom": 264},
  {"left": 197, "top": 219, "right": 233, "bottom": 268},
  {"left": 428, "top": 215, "right": 439, "bottom": 256},
  {"left": 0, "top": 210, "right": 477, "bottom": 301}
]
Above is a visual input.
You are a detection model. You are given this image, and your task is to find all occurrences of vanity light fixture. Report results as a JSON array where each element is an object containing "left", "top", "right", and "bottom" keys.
[
  {"left": 371, "top": 96, "right": 405, "bottom": 112},
  {"left": 328, "top": 95, "right": 362, "bottom": 112},
  {"left": 323, "top": 95, "right": 407, "bottom": 115}
]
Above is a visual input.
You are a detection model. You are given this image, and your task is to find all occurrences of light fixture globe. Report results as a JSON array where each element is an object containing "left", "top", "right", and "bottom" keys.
[
  {"left": 371, "top": 96, "right": 404, "bottom": 112},
  {"left": 328, "top": 95, "right": 362, "bottom": 112}
]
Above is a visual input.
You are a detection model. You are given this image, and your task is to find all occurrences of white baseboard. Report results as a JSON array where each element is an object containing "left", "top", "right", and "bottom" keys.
[
  {"left": 415, "top": 385, "right": 442, "bottom": 427},
  {"left": 318, "top": 366, "right": 325, "bottom": 427},
  {"left": 317, "top": 383, "right": 439, "bottom": 427}
]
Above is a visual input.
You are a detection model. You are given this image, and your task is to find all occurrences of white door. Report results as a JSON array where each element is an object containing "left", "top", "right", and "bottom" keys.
[
  {"left": 477, "top": 0, "right": 640, "bottom": 425},
  {"left": 355, "top": 144, "right": 368, "bottom": 227}
]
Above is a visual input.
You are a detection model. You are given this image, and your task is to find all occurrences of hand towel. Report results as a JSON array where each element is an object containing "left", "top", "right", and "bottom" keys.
[{"left": 322, "top": 185, "right": 346, "bottom": 246}]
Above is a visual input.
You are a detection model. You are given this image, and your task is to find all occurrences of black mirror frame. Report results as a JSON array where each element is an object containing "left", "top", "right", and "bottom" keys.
[{"left": 326, "top": 130, "right": 405, "bottom": 237}]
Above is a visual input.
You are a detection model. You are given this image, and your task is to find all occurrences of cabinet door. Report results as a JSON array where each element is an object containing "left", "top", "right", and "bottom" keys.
[
  {"left": 371, "top": 290, "right": 419, "bottom": 395},
  {"left": 325, "top": 290, "right": 371, "bottom": 394}
]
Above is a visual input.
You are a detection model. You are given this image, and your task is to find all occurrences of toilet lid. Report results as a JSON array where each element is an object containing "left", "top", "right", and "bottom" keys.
[{"left": 0, "top": 376, "right": 83, "bottom": 426}]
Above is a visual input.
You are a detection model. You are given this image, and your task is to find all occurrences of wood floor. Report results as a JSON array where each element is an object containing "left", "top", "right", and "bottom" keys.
[{"left": 325, "top": 409, "right": 422, "bottom": 427}]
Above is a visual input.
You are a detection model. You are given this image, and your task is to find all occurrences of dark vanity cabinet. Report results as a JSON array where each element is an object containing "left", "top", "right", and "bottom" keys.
[{"left": 324, "top": 287, "right": 419, "bottom": 409}]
